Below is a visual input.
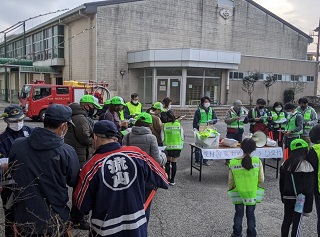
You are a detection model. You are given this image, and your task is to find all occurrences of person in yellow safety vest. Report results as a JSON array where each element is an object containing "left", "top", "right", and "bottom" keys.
[
  {"left": 280, "top": 138, "right": 314, "bottom": 237},
  {"left": 307, "top": 124, "right": 320, "bottom": 236},
  {"left": 228, "top": 138, "right": 264, "bottom": 237},
  {"left": 247, "top": 98, "right": 272, "bottom": 136},
  {"left": 192, "top": 96, "right": 218, "bottom": 166},
  {"left": 296, "top": 97, "right": 318, "bottom": 146},
  {"left": 283, "top": 103, "right": 303, "bottom": 157},
  {"left": 162, "top": 110, "right": 184, "bottom": 186},
  {"left": 270, "top": 102, "right": 287, "bottom": 147},
  {"left": 124, "top": 93, "right": 142, "bottom": 119},
  {"left": 224, "top": 100, "right": 248, "bottom": 143}
]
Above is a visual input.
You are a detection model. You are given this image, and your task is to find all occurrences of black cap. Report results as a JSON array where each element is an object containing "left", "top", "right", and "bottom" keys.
[
  {"left": 2, "top": 105, "right": 25, "bottom": 122},
  {"left": 93, "top": 120, "right": 118, "bottom": 138},
  {"left": 45, "top": 104, "right": 74, "bottom": 126}
]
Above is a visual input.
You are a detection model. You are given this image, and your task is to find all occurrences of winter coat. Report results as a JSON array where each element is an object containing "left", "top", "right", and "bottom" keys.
[
  {"left": 8, "top": 127, "right": 80, "bottom": 234},
  {"left": 122, "top": 126, "right": 167, "bottom": 166},
  {"left": 149, "top": 114, "right": 163, "bottom": 145},
  {"left": 64, "top": 103, "right": 93, "bottom": 166},
  {"left": 279, "top": 159, "right": 314, "bottom": 213},
  {"left": 73, "top": 142, "right": 168, "bottom": 237}
]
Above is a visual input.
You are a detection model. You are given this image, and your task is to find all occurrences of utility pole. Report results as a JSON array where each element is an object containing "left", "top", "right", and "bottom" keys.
[{"left": 315, "top": 18, "right": 320, "bottom": 96}]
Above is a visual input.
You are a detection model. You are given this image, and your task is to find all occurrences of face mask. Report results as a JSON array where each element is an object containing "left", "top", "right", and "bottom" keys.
[
  {"left": 275, "top": 107, "right": 282, "bottom": 112},
  {"left": 287, "top": 112, "right": 293, "bottom": 116},
  {"left": 204, "top": 102, "right": 210, "bottom": 108},
  {"left": 300, "top": 106, "right": 307, "bottom": 110},
  {"left": 9, "top": 121, "right": 24, "bottom": 131},
  {"left": 168, "top": 105, "right": 172, "bottom": 110},
  {"left": 258, "top": 106, "right": 264, "bottom": 110},
  {"left": 132, "top": 100, "right": 139, "bottom": 104},
  {"left": 88, "top": 108, "right": 95, "bottom": 117}
]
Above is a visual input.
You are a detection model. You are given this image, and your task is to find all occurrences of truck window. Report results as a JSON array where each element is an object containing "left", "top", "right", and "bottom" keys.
[
  {"left": 56, "top": 87, "right": 69, "bottom": 94},
  {"left": 20, "top": 85, "right": 32, "bottom": 99},
  {"left": 33, "top": 87, "right": 52, "bottom": 100}
]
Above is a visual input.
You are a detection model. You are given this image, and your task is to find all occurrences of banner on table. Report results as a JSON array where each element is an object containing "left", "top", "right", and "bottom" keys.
[{"left": 201, "top": 147, "right": 283, "bottom": 160}]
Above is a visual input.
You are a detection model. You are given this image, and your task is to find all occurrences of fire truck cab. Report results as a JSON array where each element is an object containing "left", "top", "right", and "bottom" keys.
[{"left": 19, "top": 80, "right": 110, "bottom": 121}]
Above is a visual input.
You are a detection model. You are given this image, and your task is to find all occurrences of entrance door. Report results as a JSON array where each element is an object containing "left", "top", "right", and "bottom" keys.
[{"left": 156, "top": 78, "right": 181, "bottom": 105}]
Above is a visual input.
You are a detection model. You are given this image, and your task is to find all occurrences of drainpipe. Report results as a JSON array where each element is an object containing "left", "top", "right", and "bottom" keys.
[
  {"left": 59, "top": 19, "right": 71, "bottom": 81},
  {"left": 79, "top": 10, "right": 91, "bottom": 82}
]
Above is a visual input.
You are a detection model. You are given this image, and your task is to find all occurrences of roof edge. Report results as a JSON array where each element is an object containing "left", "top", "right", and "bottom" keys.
[
  {"left": 246, "top": 0, "right": 313, "bottom": 43},
  {"left": 84, "top": 0, "right": 145, "bottom": 13}
]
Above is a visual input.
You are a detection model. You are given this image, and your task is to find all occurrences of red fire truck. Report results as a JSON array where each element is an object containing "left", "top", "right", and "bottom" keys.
[{"left": 18, "top": 80, "right": 110, "bottom": 121}]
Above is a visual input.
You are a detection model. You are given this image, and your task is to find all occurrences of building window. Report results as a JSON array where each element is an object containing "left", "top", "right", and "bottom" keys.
[
  {"left": 275, "top": 74, "right": 283, "bottom": 81},
  {"left": 307, "top": 76, "right": 314, "bottom": 82},
  {"left": 229, "top": 71, "right": 244, "bottom": 80},
  {"left": 258, "top": 74, "right": 264, "bottom": 80},
  {"left": 290, "top": 75, "right": 300, "bottom": 81}
]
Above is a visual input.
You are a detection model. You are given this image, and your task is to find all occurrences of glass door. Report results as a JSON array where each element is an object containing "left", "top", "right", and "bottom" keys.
[{"left": 156, "top": 78, "right": 181, "bottom": 105}]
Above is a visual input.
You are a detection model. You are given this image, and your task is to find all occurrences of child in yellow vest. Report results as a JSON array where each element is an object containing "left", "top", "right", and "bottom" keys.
[
  {"left": 162, "top": 110, "right": 184, "bottom": 186},
  {"left": 228, "top": 138, "right": 265, "bottom": 237}
]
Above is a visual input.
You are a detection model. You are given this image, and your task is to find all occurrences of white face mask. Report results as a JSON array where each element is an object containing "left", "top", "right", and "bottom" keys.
[
  {"left": 275, "top": 107, "right": 282, "bottom": 112},
  {"left": 9, "top": 121, "right": 24, "bottom": 132},
  {"left": 204, "top": 102, "right": 210, "bottom": 108},
  {"left": 168, "top": 105, "right": 172, "bottom": 110},
  {"left": 132, "top": 100, "right": 139, "bottom": 104},
  {"left": 287, "top": 112, "right": 293, "bottom": 116}
]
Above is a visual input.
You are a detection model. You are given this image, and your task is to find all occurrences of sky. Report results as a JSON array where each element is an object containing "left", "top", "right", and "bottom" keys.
[{"left": 0, "top": 0, "right": 319, "bottom": 51}]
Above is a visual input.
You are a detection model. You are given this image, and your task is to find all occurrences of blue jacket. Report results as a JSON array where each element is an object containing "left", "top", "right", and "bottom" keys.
[
  {"left": 0, "top": 126, "right": 33, "bottom": 158},
  {"left": 8, "top": 127, "right": 80, "bottom": 234},
  {"left": 73, "top": 142, "right": 169, "bottom": 237}
]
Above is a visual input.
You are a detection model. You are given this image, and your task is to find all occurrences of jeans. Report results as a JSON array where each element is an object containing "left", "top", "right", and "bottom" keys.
[
  {"left": 233, "top": 204, "right": 256, "bottom": 237},
  {"left": 315, "top": 192, "right": 320, "bottom": 236},
  {"left": 195, "top": 148, "right": 208, "bottom": 163}
]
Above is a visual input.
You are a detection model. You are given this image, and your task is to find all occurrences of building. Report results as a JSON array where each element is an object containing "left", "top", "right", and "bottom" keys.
[{"left": 0, "top": 0, "right": 318, "bottom": 106}]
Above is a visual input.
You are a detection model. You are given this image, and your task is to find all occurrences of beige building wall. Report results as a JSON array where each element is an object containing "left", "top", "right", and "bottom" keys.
[
  {"left": 63, "top": 15, "right": 96, "bottom": 83},
  {"left": 229, "top": 56, "right": 318, "bottom": 105},
  {"left": 95, "top": 0, "right": 311, "bottom": 101}
]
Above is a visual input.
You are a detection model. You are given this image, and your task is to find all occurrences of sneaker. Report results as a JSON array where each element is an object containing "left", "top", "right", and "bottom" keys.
[
  {"left": 203, "top": 161, "right": 210, "bottom": 166},
  {"left": 194, "top": 162, "right": 200, "bottom": 166},
  {"left": 169, "top": 182, "right": 175, "bottom": 186}
]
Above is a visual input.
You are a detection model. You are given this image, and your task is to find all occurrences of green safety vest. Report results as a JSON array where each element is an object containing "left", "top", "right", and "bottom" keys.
[
  {"left": 299, "top": 108, "right": 312, "bottom": 130},
  {"left": 228, "top": 156, "right": 264, "bottom": 205},
  {"left": 119, "top": 110, "right": 125, "bottom": 121},
  {"left": 164, "top": 121, "right": 183, "bottom": 150},
  {"left": 126, "top": 102, "right": 142, "bottom": 116},
  {"left": 312, "top": 144, "right": 320, "bottom": 192},
  {"left": 199, "top": 107, "right": 213, "bottom": 124},
  {"left": 271, "top": 111, "right": 285, "bottom": 128},
  {"left": 285, "top": 112, "right": 302, "bottom": 136},
  {"left": 250, "top": 109, "right": 269, "bottom": 125},
  {"left": 227, "top": 108, "right": 246, "bottom": 129}
]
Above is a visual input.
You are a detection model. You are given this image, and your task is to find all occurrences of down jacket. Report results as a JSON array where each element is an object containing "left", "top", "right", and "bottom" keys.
[
  {"left": 64, "top": 103, "right": 93, "bottom": 166},
  {"left": 122, "top": 126, "right": 166, "bottom": 166}
]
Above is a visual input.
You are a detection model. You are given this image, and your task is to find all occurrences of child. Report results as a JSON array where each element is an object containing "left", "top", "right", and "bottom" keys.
[
  {"left": 228, "top": 138, "right": 264, "bottom": 237},
  {"left": 280, "top": 138, "right": 314, "bottom": 237},
  {"left": 162, "top": 110, "right": 184, "bottom": 185},
  {"left": 307, "top": 124, "right": 320, "bottom": 235}
]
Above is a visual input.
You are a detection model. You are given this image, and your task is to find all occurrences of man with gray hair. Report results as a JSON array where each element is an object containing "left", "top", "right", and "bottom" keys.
[{"left": 224, "top": 100, "right": 248, "bottom": 165}]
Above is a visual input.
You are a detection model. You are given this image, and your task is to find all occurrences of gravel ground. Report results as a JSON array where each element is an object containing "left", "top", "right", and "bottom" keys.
[{"left": 0, "top": 101, "right": 317, "bottom": 237}]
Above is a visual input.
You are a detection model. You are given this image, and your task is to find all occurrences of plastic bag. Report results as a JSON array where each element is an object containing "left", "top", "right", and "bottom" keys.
[{"left": 221, "top": 138, "right": 238, "bottom": 147}]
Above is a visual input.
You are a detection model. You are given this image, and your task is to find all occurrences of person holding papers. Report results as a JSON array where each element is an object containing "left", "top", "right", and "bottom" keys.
[
  {"left": 193, "top": 96, "right": 218, "bottom": 166},
  {"left": 224, "top": 100, "right": 248, "bottom": 143},
  {"left": 224, "top": 100, "right": 249, "bottom": 165},
  {"left": 270, "top": 102, "right": 287, "bottom": 147}
]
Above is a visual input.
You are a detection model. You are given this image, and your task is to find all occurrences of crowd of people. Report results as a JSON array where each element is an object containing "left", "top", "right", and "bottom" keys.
[{"left": 0, "top": 93, "right": 319, "bottom": 236}]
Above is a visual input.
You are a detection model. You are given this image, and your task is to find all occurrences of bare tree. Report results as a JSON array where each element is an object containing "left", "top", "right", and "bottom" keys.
[
  {"left": 241, "top": 72, "right": 260, "bottom": 105},
  {"left": 263, "top": 74, "right": 277, "bottom": 105},
  {"left": 289, "top": 75, "right": 304, "bottom": 103}
]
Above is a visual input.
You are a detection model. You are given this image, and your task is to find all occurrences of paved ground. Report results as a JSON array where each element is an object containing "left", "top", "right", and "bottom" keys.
[{"left": 0, "top": 101, "right": 318, "bottom": 236}]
